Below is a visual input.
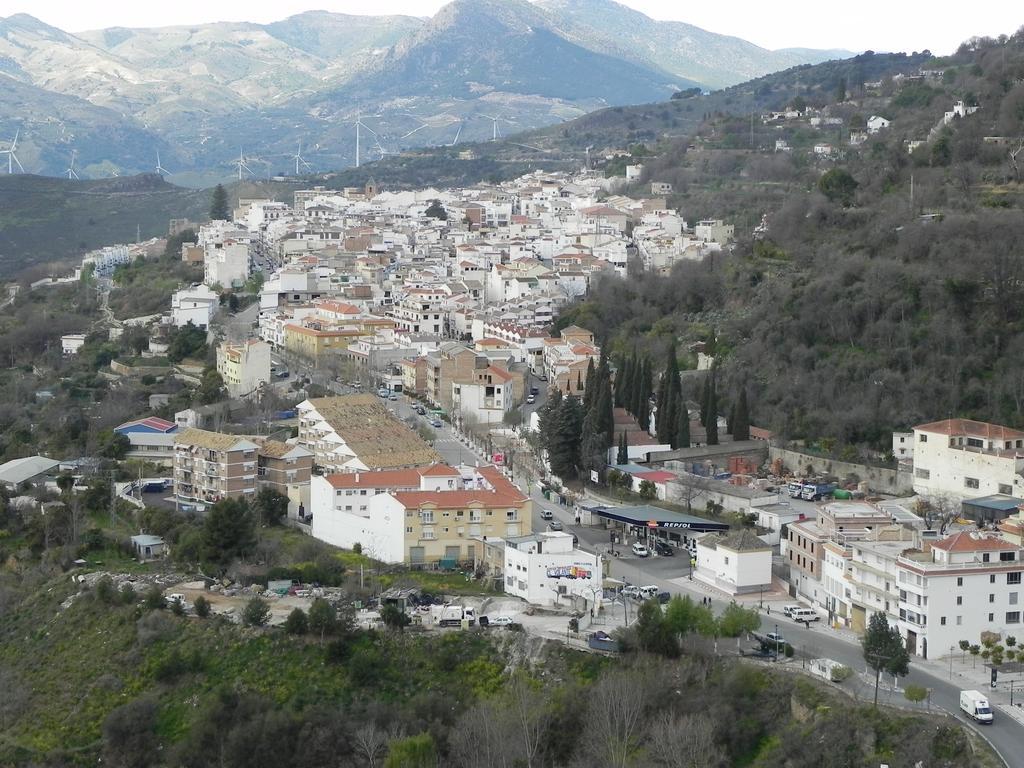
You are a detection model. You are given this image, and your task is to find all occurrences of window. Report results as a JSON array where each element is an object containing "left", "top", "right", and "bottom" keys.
[
  {"left": 967, "top": 437, "right": 984, "bottom": 448},
  {"left": 965, "top": 477, "right": 980, "bottom": 489},
  {"left": 915, "top": 468, "right": 930, "bottom": 480},
  {"left": 957, "top": 616, "right": 962, "bottom": 626},
  {"left": 1001, "top": 552, "right": 1016, "bottom": 562},
  {"left": 984, "top": 554, "right": 991, "bottom": 563},
  {"left": 724, "top": 556, "right": 730, "bottom": 565},
  {"left": 990, "top": 594, "right": 996, "bottom": 603},
  {"left": 989, "top": 613, "right": 995, "bottom": 622},
  {"left": 1007, "top": 612, "right": 1021, "bottom": 624},
  {"left": 1000, "top": 484, "right": 1013, "bottom": 495},
  {"left": 1009, "top": 572, "right": 1022, "bottom": 585},
  {"left": 957, "top": 596, "right": 963, "bottom": 606},
  {"left": 940, "top": 617, "right": 947, "bottom": 626},
  {"left": 990, "top": 574, "right": 996, "bottom": 582},
  {"left": 919, "top": 433, "right": 928, "bottom": 442},
  {"left": 957, "top": 577, "right": 963, "bottom": 586},
  {"left": 1011, "top": 593, "right": 1019, "bottom": 606}
]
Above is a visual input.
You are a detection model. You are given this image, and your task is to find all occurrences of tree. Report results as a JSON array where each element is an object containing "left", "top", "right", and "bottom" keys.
[
  {"left": 101, "top": 698, "right": 159, "bottom": 768},
  {"left": 285, "top": 607, "right": 309, "bottom": 635},
  {"left": 647, "top": 712, "right": 724, "bottom": 768},
  {"left": 193, "top": 594, "right": 211, "bottom": 618},
  {"left": 197, "top": 367, "right": 225, "bottom": 405},
  {"left": 166, "top": 321, "right": 207, "bottom": 363},
  {"left": 578, "top": 664, "right": 654, "bottom": 767},
  {"left": 638, "top": 480, "right": 657, "bottom": 500},
  {"left": 210, "top": 184, "right": 230, "bottom": 221},
  {"left": 308, "top": 597, "right": 337, "bottom": 642},
  {"left": 616, "top": 430, "right": 629, "bottom": 465},
  {"left": 904, "top": 684, "right": 928, "bottom": 707},
  {"left": 242, "top": 596, "right": 271, "bottom": 627},
  {"left": 674, "top": 397, "right": 690, "bottom": 450},
  {"left": 704, "top": 371, "right": 719, "bottom": 446},
  {"left": 252, "top": 488, "right": 289, "bottom": 527},
  {"left": 732, "top": 387, "right": 750, "bottom": 442},
  {"left": 380, "top": 604, "right": 411, "bottom": 632},
  {"left": 634, "top": 598, "right": 679, "bottom": 657},
  {"left": 818, "top": 168, "right": 859, "bottom": 206},
  {"left": 143, "top": 584, "right": 165, "bottom": 611},
  {"left": 385, "top": 733, "right": 436, "bottom": 768},
  {"left": 656, "top": 348, "right": 681, "bottom": 445},
  {"left": 424, "top": 199, "right": 448, "bottom": 220},
  {"left": 202, "top": 497, "right": 257, "bottom": 566},
  {"left": 547, "top": 396, "right": 584, "bottom": 480},
  {"left": 861, "top": 612, "right": 910, "bottom": 706},
  {"left": 715, "top": 603, "right": 760, "bottom": 638}
]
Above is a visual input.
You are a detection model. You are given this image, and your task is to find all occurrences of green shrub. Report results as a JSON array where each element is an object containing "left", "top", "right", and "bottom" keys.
[
  {"left": 242, "top": 597, "right": 271, "bottom": 627},
  {"left": 285, "top": 608, "right": 309, "bottom": 635},
  {"left": 193, "top": 594, "right": 210, "bottom": 618},
  {"left": 143, "top": 585, "right": 165, "bottom": 611}
]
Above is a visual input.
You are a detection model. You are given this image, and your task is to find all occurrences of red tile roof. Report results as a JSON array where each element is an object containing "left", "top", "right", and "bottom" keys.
[
  {"left": 915, "top": 419, "right": 1024, "bottom": 441},
  {"left": 931, "top": 531, "right": 1020, "bottom": 553}
]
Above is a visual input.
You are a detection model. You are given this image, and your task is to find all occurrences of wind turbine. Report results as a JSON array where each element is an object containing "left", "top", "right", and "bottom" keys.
[
  {"left": 293, "top": 141, "right": 313, "bottom": 175},
  {"left": 447, "top": 122, "right": 463, "bottom": 147},
  {"left": 65, "top": 149, "right": 80, "bottom": 180},
  {"left": 1, "top": 130, "right": 24, "bottom": 174},
  {"left": 481, "top": 114, "right": 502, "bottom": 142},
  {"left": 354, "top": 113, "right": 379, "bottom": 168},
  {"left": 155, "top": 151, "right": 171, "bottom": 177},
  {"left": 235, "top": 148, "right": 255, "bottom": 180}
]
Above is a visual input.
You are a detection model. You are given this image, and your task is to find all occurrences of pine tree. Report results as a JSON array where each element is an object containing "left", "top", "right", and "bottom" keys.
[
  {"left": 616, "top": 430, "right": 629, "bottom": 464},
  {"left": 675, "top": 397, "right": 691, "bottom": 450},
  {"left": 705, "top": 372, "right": 719, "bottom": 446},
  {"left": 550, "top": 396, "right": 585, "bottom": 480},
  {"left": 209, "top": 184, "right": 229, "bottom": 221},
  {"left": 733, "top": 387, "right": 751, "bottom": 442},
  {"left": 537, "top": 387, "right": 562, "bottom": 454}
]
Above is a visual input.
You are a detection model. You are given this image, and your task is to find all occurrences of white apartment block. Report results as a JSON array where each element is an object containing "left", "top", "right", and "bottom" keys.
[
  {"left": 171, "top": 285, "right": 219, "bottom": 328},
  {"left": 205, "top": 241, "right": 250, "bottom": 289},
  {"left": 499, "top": 531, "right": 603, "bottom": 607},
  {"left": 896, "top": 531, "right": 1024, "bottom": 659},
  {"left": 911, "top": 419, "right": 1024, "bottom": 502},
  {"left": 216, "top": 339, "right": 271, "bottom": 399}
]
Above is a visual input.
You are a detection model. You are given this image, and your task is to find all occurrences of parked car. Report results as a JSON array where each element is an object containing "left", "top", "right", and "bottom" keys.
[
  {"left": 781, "top": 604, "right": 804, "bottom": 618},
  {"left": 631, "top": 542, "right": 650, "bottom": 557},
  {"left": 764, "top": 632, "right": 787, "bottom": 646},
  {"left": 790, "top": 608, "right": 820, "bottom": 623},
  {"left": 654, "top": 541, "right": 674, "bottom": 556},
  {"left": 489, "top": 615, "right": 514, "bottom": 627},
  {"left": 377, "top": 388, "right": 389, "bottom": 397},
  {"left": 430, "top": 418, "right": 443, "bottom": 428},
  {"left": 388, "top": 393, "right": 398, "bottom": 401},
  {"left": 657, "top": 591, "right": 671, "bottom": 604},
  {"left": 530, "top": 386, "right": 540, "bottom": 396},
  {"left": 620, "top": 585, "right": 642, "bottom": 600},
  {"left": 276, "top": 370, "right": 289, "bottom": 379},
  {"left": 548, "top": 520, "right": 564, "bottom": 531},
  {"left": 415, "top": 405, "right": 427, "bottom": 415},
  {"left": 638, "top": 585, "right": 659, "bottom": 600},
  {"left": 540, "top": 509, "right": 553, "bottom": 520},
  {"left": 526, "top": 394, "right": 536, "bottom": 404}
]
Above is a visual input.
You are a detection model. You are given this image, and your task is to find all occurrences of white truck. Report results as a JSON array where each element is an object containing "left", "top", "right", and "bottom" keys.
[
  {"left": 433, "top": 604, "right": 477, "bottom": 627},
  {"left": 960, "top": 690, "right": 994, "bottom": 724}
]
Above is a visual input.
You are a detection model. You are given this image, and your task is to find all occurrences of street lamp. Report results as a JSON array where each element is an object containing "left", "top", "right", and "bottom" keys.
[{"left": 774, "top": 623, "right": 780, "bottom": 661}]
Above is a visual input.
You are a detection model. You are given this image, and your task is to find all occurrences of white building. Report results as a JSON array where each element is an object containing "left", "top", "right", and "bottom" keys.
[
  {"left": 897, "top": 531, "right": 1024, "bottom": 659},
  {"left": 452, "top": 365, "right": 514, "bottom": 426},
  {"left": 171, "top": 285, "right": 219, "bottom": 328},
  {"left": 910, "top": 419, "right": 1024, "bottom": 502},
  {"left": 694, "top": 219, "right": 734, "bottom": 244},
  {"left": 499, "top": 531, "right": 603, "bottom": 608},
  {"left": 60, "top": 334, "right": 87, "bottom": 356},
  {"left": 892, "top": 431, "right": 914, "bottom": 462},
  {"left": 204, "top": 241, "right": 250, "bottom": 289},
  {"left": 866, "top": 115, "right": 891, "bottom": 134},
  {"left": 216, "top": 339, "right": 271, "bottom": 399},
  {"left": 694, "top": 529, "right": 772, "bottom": 596}
]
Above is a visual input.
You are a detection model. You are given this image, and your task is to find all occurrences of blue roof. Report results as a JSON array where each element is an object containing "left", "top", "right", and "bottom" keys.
[
  {"left": 591, "top": 504, "right": 729, "bottom": 533},
  {"left": 963, "top": 495, "right": 1023, "bottom": 511}
]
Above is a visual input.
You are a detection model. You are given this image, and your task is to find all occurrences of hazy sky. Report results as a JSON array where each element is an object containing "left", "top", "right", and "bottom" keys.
[{"left": 2, "top": 0, "right": 1016, "bottom": 55}]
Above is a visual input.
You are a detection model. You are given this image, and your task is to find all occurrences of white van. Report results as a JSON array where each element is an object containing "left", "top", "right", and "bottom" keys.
[
  {"left": 790, "top": 608, "right": 820, "bottom": 622},
  {"left": 960, "top": 690, "right": 994, "bottom": 723},
  {"left": 638, "top": 585, "right": 660, "bottom": 600}
]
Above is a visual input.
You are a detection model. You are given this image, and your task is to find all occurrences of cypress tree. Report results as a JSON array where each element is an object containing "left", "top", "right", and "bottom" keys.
[
  {"left": 733, "top": 387, "right": 751, "bottom": 442},
  {"left": 727, "top": 401, "right": 736, "bottom": 435},
  {"left": 705, "top": 372, "right": 719, "bottom": 446},
  {"left": 675, "top": 397, "right": 691, "bottom": 450},
  {"left": 598, "top": 376, "right": 615, "bottom": 447},
  {"left": 209, "top": 184, "right": 229, "bottom": 221},
  {"left": 582, "top": 358, "right": 597, "bottom": 412},
  {"left": 616, "top": 430, "right": 629, "bottom": 465},
  {"left": 615, "top": 354, "right": 631, "bottom": 409},
  {"left": 697, "top": 376, "right": 708, "bottom": 427}
]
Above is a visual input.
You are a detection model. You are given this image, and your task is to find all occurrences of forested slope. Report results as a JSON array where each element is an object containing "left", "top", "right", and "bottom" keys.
[{"left": 555, "top": 31, "right": 1024, "bottom": 454}]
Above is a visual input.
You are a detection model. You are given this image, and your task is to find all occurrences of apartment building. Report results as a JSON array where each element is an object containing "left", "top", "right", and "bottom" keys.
[
  {"left": 205, "top": 240, "right": 250, "bottom": 289},
  {"left": 542, "top": 325, "right": 601, "bottom": 394},
  {"left": 216, "top": 339, "right": 271, "bottom": 399},
  {"left": 310, "top": 464, "right": 530, "bottom": 564},
  {"left": 393, "top": 287, "right": 447, "bottom": 335},
  {"left": 896, "top": 532, "right": 1024, "bottom": 659},
  {"left": 452, "top": 365, "right": 515, "bottom": 426},
  {"left": 297, "top": 395, "right": 441, "bottom": 473},
  {"left": 173, "top": 428, "right": 313, "bottom": 506},
  {"left": 846, "top": 527, "right": 917, "bottom": 633},
  {"left": 481, "top": 531, "right": 603, "bottom": 607},
  {"left": 911, "top": 419, "right": 1024, "bottom": 507}
]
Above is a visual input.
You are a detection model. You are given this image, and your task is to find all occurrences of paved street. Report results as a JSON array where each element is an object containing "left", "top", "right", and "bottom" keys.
[{"left": 528, "top": 487, "right": 1024, "bottom": 767}]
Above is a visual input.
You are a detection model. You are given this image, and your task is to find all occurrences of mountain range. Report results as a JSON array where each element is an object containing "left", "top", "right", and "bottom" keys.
[{"left": 0, "top": 0, "right": 850, "bottom": 184}]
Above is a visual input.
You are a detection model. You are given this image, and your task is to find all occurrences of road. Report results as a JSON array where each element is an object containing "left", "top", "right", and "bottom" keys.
[{"left": 528, "top": 488, "right": 1023, "bottom": 768}]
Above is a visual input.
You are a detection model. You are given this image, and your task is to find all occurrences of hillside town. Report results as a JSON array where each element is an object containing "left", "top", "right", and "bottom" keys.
[{"left": 8, "top": 164, "right": 1024, "bottom": 761}]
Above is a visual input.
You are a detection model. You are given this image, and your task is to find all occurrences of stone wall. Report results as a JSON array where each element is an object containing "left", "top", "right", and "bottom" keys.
[{"left": 769, "top": 446, "right": 912, "bottom": 495}]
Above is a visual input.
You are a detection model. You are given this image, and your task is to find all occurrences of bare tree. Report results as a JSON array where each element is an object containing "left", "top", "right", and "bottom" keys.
[
  {"left": 647, "top": 712, "right": 724, "bottom": 768},
  {"left": 506, "top": 672, "right": 548, "bottom": 768},
  {"left": 353, "top": 722, "right": 401, "bottom": 768},
  {"left": 448, "top": 699, "right": 518, "bottom": 768},
  {"left": 577, "top": 664, "right": 653, "bottom": 768},
  {"left": 915, "top": 493, "right": 959, "bottom": 534},
  {"left": 667, "top": 471, "right": 714, "bottom": 512},
  {"left": 1010, "top": 137, "right": 1024, "bottom": 182}
]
